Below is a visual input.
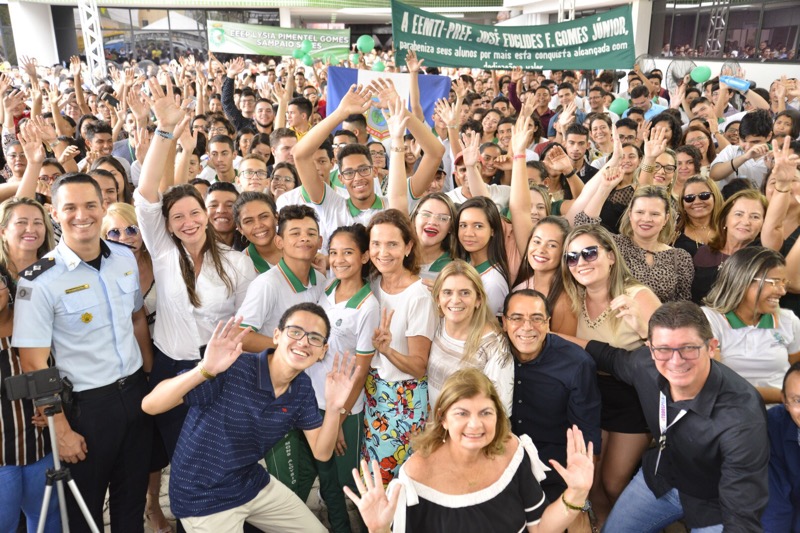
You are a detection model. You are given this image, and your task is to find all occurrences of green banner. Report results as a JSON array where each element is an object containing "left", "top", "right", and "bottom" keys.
[
  {"left": 392, "top": 0, "right": 635, "bottom": 70},
  {"left": 208, "top": 21, "right": 351, "bottom": 59}
]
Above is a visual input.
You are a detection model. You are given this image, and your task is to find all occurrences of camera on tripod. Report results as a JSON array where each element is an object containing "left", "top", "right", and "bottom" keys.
[{"left": 4, "top": 367, "right": 62, "bottom": 403}]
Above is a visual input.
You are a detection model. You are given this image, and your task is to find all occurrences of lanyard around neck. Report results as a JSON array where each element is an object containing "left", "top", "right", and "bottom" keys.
[{"left": 655, "top": 391, "right": 687, "bottom": 475}]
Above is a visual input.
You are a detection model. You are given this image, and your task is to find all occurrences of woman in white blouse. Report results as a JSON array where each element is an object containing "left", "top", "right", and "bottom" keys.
[
  {"left": 132, "top": 81, "right": 256, "bottom": 458},
  {"left": 428, "top": 260, "right": 513, "bottom": 414}
]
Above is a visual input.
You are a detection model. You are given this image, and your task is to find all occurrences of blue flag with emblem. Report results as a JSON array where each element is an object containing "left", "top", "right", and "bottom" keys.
[{"left": 326, "top": 66, "right": 451, "bottom": 141}]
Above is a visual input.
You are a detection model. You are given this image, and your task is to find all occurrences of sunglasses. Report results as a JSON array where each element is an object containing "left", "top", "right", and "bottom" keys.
[
  {"left": 106, "top": 225, "right": 140, "bottom": 240},
  {"left": 682, "top": 192, "right": 713, "bottom": 203},
  {"left": 564, "top": 245, "right": 599, "bottom": 267}
]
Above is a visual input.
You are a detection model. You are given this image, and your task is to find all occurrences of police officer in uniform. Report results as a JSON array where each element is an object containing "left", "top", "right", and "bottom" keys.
[{"left": 12, "top": 173, "right": 153, "bottom": 532}]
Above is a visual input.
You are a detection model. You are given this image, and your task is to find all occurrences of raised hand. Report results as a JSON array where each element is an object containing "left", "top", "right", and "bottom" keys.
[
  {"left": 434, "top": 98, "right": 456, "bottom": 126},
  {"left": 636, "top": 120, "right": 651, "bottom": 147},
  {"left": 18, "top": 121, "right": 45, "bottom": 166},
  {"left": 383, "top": 97, "right": 410, "bottom": 140},
  {"left": 324, "top": 351, "right": 357, "bottom": 412},
  {"left": 0, "top": 73, "right": 10, "bottom": 96},
  {"left": 598, "top": 165, "right": 624, "bottom": 191},
  {"left": 69, "top": 55, "right": 82, "bottom": 78},
  {"left": 459, "top": 130, "right": 481, "bottom": 167},
  {"left": 643, "top": 127, "right": 667, "bottom": 159},
  {"left": 548, "top": 425, "right": 594, "bottom": 498},
  {"left": 272, "top": 81, "right": 287, "bottom": 103},
  {"left": 405, "top": 49, "right": 424, "bottom": 74},
  {"left": 336, "top": 84, "right": 373, "bottom": 117},
  {"left": 511, "top": 115, "right": 533, "bottom": 156},
  {"left": 611, "top": 294, "right": 646, "bottom": 337},
  {"left": 510, "top": 66, "right": 523, "bottom": 84},
  {"left": 453, "top": 78, "right": 468, "bottom": 101},
  {"left": 369, "top": 78, "right": 400, "bottom": 110},
  {"left": 144, "top": 77, "right": 185, "bottom": 129},
  {"left": 3, "top": 89, "right": 25, "bottom": 114},
  {"left": 30, "top": 114, "right": 57, "bottom": 145},
  {"left": 20, "top": 55, "right": 38, "bottom": 82},
  {"left": 545, "top": 145, "right": 574, "bottom": 175},
  {"left": 771, "top": 136, "right": 800, "bottom": 191},
  {"left": 202, "top": 317, "right": 249, "bottom": 376},
  {"left": 343, "top": 459, "right": 400, "bottom": 533},
  {"left": 128, "top": 87, "right": 151, "bottom": 124},
  {"left": 372, "top": 308, "right": 395, "bottom": 355},
  {"left": 226, "top": 57, "right": 246, "bottom": 79},
  {"left": 58, "top": 145, "right": 80, "bottom": 166}
]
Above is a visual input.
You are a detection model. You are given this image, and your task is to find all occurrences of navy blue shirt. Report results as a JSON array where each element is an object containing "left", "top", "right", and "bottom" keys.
[
  {"left": 763, "top": 404, "right": 800, "bottom": 532},
  {"left": 511, "top": 334, "right": 602, "bottom": 477},
  {"left": 169, "top": 350, "right": 323, "bottom": 518}
]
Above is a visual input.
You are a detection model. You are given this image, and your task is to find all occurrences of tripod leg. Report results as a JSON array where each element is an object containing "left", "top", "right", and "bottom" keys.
[
  {"left": 65, "top": 479, "right": 101, "bottom": 533},
  {"left": 36, "top": 484, "right": 53, "bottom": 533},
  {"left": 55, "top": 479, "right": 70, "bottom": 533}
]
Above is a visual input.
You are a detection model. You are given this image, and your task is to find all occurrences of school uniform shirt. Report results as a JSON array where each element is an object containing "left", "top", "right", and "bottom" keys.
[
  {"left": 474, "top": 261, "right": 509, "bottom": 317},
  {"left": 134, "top": 189, "right": 256, "bottom": 360},
  {"left": 446, "top": 185, "right": 511, "bottom": 210},
  {"left": 306, "top": 280, "right": 380, "bottom": 413},
  {"left": 237, "top": 259, "right": 327, "bottom": 335},
  {"left": 703, "top": 308, "right": 800, "bottom": 399}
]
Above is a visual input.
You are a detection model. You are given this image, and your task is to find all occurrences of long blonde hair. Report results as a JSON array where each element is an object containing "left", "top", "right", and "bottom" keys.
[
  {"left": 561, "top": 224, "right": 643, "bottom": 331},
  {"left": 412, "top": 368, "right": 510, "bottom": 459},
  {"left": 102, "top": 202, "right": 150, "bottom": 264},
  {"left": 431, "top": 260, "right": 504, "bottom": 364},
  {"left": 618, "top": 185, "right": 676, "bottom": 244}
]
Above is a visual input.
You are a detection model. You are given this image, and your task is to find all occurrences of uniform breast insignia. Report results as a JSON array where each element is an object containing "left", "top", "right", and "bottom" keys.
[
  {"left": 81, "top": 312, "right": 93, "bottom": 324},
  {"left": 20, "top": 257, "right": 56, "bottom": 281}
]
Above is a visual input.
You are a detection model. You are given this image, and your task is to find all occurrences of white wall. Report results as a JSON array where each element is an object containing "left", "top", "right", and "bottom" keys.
[{"left": 8, "top": 1, "right": 58, "bottom": 65}]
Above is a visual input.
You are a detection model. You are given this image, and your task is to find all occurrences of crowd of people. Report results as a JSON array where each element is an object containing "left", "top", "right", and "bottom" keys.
[{"left": 0, "top": 45, "right": 799, "bottom": 533}]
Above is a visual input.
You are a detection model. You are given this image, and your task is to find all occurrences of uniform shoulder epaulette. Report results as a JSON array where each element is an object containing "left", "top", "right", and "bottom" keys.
[{"left": 20, "top": 257, "right": 56, "bottom": 281}]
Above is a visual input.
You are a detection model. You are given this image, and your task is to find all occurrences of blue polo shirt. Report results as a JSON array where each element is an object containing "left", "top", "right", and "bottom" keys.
[
  {"left": 169, "top": 350, "right": 323, "bottom": 519},
  {"left": 763, "top": 404, "right": 800, "bottom": 532}
]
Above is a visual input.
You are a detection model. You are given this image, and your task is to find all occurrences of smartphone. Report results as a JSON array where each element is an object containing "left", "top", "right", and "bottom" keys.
[{"left": 100, "top": 92, "right": 120, "bottom": 108}]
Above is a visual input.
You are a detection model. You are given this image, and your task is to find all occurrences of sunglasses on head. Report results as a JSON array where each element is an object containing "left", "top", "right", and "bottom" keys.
[
  {"left": 564, "top": 245, "right": 599, "bottom": 267},
  {"left": 682, "top": 192, "right": 712, "bottom": 203},
  {"left": 106, "top": 225, "right": 140, "bottom": 240}
]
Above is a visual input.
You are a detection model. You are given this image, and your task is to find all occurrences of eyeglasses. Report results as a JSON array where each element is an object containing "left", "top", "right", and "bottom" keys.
[
  {"left": 504, "top": 314, "right": 548, "bottom": 326},
  {"left": 106, "top": 225, "right": 140, "bottom": 240},
  {"left": 271, "top": 175, "right": 295, "bottom": 184},
  {"left": 654, "top": 163, "right": 676, "bottom": 173},
  {"left": 650, "top": 344, "right": 705, "bottom": 361},
  {"left": 369, "top": 150, "right": 386, "bottom": 158},
  {"left": 417, "top": 211, "right": 451, "bottom": 224},
  {"left": 0, "top": 274, "right": 7, "bottom": 290},
  {"left": 6, "top": 153, "right": 26, "bottom": 160},
  {"left": 686, "top": 137, "right": 708, "bottom": 146},
  {"left": 618, "top": 135, "right": 636, "bottom": 143},
  {"left": 564, "top": 245, "right": 599, "bottom": 267},
  {"left": 39, "top": 173, "right": 60, "bottom": 183},
  {"left": 241, "top": 170, "right": 268, "bottom": 180},
  {"left": 284, "top": 325, "right": 326, "bottom": 347},
  {"left": 208, "top": 127, "right": 228, "bottom": 135},
  {"left": 340, "top": 165, "right": 373, "bottom": 181},
  {"left": 726, "top": 129, "right": 740, "bottom": 137},
  {"left": 753, "top": 277, "right": 789, "bottom": 289},
  {"left": 682, "top": 192, "right": 713, "bottom": 203}
]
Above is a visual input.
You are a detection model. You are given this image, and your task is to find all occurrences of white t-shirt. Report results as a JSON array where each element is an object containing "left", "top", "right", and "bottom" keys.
[
  {"left": 306, "top": 280, "right": 381, "bottom": 413},
  {"left": 237, "top": 259, "right": 327, "bottom": 335},
  {"left": 133, "top": 189, "right": 256, "bottom": 360},
  {"left": 703, "top": 307, "right": 800, "bottom": 397},
  {"left": 710, "top": 143, "right": 770, "bottom": 188},
  {"left": 476, "top": 262, "right": 510, "bottom": 317},
  {"left": 369, "top": 278, "right": 437, "bottom": 382}
]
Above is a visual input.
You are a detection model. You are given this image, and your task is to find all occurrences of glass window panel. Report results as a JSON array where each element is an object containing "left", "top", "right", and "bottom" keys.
[
  {"left": 671, "top": 11, "right": 697, "bottom": 57},
  {"left": 760, "top": 3, "right": 799, "bottom": 60},
  {"left": 726, "top": 6, "right": 762, "bottom": 59}
]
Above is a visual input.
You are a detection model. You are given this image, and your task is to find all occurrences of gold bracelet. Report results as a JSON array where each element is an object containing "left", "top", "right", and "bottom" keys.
[
  {"left": 561, "top": 492, "right": 589, "bottom": 512},
  {"left": 640, "top": 163, "right": 656, "bottom": 173},
  {"left": 197, "top": 364, "right": 216, "bottom": 381},
  {"left": 391, "top": 146, "right": 406, "bottom": 153}
]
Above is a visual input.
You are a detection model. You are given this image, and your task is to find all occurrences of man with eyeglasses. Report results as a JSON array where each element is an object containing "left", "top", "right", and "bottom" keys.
[
  {"left": 574, "top": 301, "right": 768, "bottom": 532},
  {"left": 237, "top": 153, "right": 270, "bottom": 193},
  {"left": 503, "top": 290, "right": 601, "bottom": 519},
  {"left": 142, "top": 304, "right": 357, "bottom": 532},
  {"left": 762, "top": 362, "right": 800, "bottom": 532}
]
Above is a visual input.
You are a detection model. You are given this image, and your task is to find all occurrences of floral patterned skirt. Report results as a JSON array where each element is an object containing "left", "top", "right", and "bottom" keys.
[{"left": 362, "top": 368, "right": 428, "bottom": 486}]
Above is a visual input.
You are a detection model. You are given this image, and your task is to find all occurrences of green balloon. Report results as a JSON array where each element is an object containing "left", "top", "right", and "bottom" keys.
[
  {"left": 609, "top": 97, "right": 629, "bottom": 116},
  {"left": 356, "top": 34, "right": 375, "bottom": 54},
  {"left": 300, "top": 39, "right": 313, "bottom": 54},
  {"left": 690, "top": 65, "right": 712, "bottom": 84},
  {"left": 372, "top": 60, "right": 385, "bottom": 72},
  {"left": 292, "top": 48, "right": 304, "bottom": 60},
  {"left": 302, "top": 54, "right": 314, "bottom": 67},
  {"left": 350, "top": 53, "right": 360, "bottom": 64}
]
